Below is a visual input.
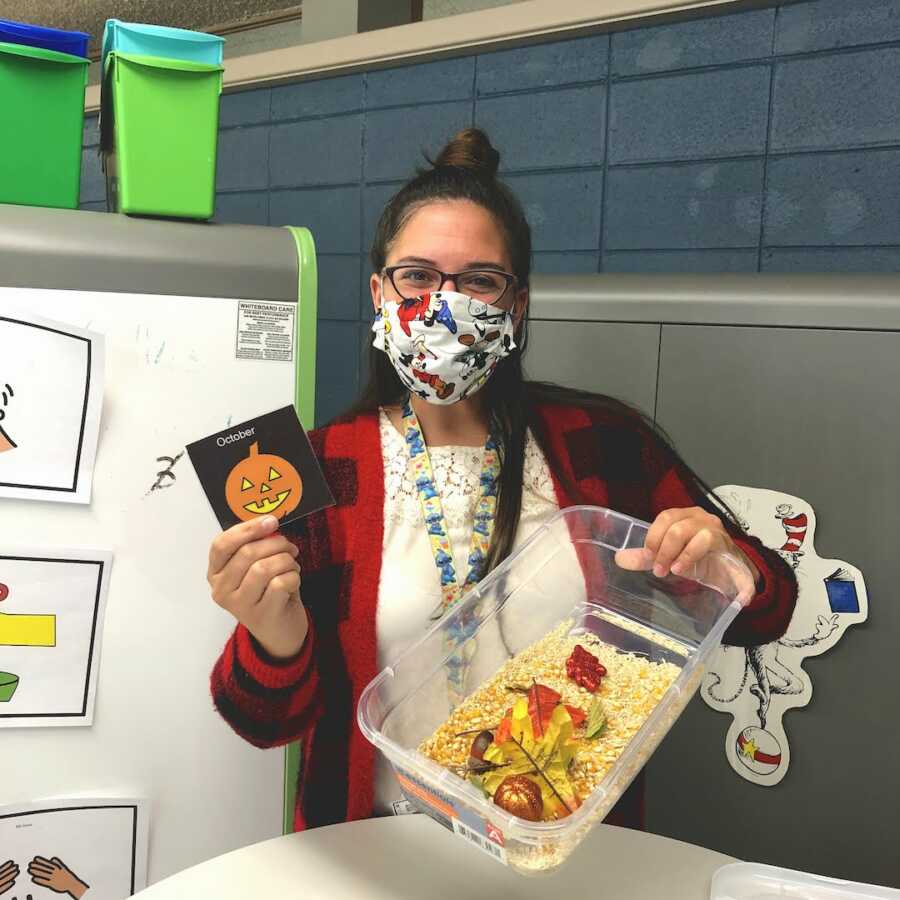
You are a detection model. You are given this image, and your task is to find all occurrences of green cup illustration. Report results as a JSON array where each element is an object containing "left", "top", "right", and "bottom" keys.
[{"left": 0, "top": 671, "right": 19, "bottom": 702}]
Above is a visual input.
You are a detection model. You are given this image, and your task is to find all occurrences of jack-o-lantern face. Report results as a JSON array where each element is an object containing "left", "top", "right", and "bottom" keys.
[{"left": 224, "top": 442, "right": 303, "bottom": 522}]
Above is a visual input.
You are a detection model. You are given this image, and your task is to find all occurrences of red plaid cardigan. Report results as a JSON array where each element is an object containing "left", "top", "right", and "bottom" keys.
[{"left": 211, "top": 402, "right": 796, "bottom": 832}]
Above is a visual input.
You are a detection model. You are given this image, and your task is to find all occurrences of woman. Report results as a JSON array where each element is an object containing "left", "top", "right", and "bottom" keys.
[{"left": 207, "top": 129, "right": 796, "bottom": 831}]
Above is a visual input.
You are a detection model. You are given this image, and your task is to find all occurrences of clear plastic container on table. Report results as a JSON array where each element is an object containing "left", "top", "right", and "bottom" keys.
[
  {"left": 358, "top": 505, "right": 754, "bottom": 876},
  {"left": 711, "top": 862, "right": 900, "bottom": 899}
]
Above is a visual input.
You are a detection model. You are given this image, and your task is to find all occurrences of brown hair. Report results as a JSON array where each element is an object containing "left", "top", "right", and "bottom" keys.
[
  {"left": 370, "top": 127, "right": 531, "bottom": 288},
  {"left": 433, "top": 125, "right": 500, "bottom": 172}
]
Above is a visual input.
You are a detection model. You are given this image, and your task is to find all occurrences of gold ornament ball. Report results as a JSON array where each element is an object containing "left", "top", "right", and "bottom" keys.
[{"left": 493, "top": 775, "right": 543, "bottom": 822}]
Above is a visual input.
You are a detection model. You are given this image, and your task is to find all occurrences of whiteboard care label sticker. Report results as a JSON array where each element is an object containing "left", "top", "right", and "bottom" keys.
[{"left": 235, "top": 301, "right": 295, "bottom": 362}]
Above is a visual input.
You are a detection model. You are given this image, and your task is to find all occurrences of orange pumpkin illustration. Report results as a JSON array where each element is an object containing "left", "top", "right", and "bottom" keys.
[{"left": 224, "top": 442, "right": 302, "bottom": 522}]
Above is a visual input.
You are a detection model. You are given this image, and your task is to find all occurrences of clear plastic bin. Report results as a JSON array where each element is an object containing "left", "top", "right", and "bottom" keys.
[
  {"left": 358, "top": 505, "right": 752, "bottom": 875},
  {"left": 712, "top": 862, "right": 900, "bottom": 899}
]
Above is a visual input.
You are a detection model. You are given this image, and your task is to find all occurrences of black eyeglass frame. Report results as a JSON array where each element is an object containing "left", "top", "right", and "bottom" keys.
[{"left": 381, "top": 265, "right": 518, "bottom": 305}]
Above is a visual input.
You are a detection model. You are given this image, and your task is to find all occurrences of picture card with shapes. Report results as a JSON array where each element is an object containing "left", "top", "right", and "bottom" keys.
[
  {"left": 186, "top": 405, "right": 334, "bottom": 530},
  {"left": 0, "top": 309, "right": 105, "bottom": 504},
  {"left": 0, "top": 797, "right": 149, "bottom": 898},
  {"left": 0, "top": 547, "right": 113, "bottom": 727}
]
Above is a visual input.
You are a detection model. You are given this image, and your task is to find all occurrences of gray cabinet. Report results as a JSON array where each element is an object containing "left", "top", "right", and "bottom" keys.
[
  {"left": 526, "top": 320, "right": 660, "bottom": 416},
  {"left": 526, "top": 273, "right": 900, "bottom": 886}
]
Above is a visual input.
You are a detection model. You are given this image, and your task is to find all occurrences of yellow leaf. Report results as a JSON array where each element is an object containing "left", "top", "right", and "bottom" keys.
[
  {"left": 510, "top": 698, "right": 532, "bottom": 744},
  {"left": 483, "top": 744, "right": 504, "bottom": 765}
]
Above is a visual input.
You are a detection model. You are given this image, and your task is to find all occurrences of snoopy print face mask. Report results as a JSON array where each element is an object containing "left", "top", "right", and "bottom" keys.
[{"left": 371, "top": 290, "right": 517, "bottom": 405}]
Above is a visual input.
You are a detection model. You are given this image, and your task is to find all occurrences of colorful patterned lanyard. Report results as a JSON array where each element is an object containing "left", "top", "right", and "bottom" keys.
[{"left": 402, "top": 399, "right": 501, "bottom": 704}]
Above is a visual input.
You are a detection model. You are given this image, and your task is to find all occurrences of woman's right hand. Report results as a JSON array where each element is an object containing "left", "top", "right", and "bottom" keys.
[{"left": 207, "top": 515, "right": 308, "bottom": 660}]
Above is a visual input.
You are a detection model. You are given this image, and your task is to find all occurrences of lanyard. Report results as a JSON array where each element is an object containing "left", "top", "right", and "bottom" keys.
[
  {"left": 401, "top": 399, "right": 501, "bottom": 704},
  {"left": 401, "top": 399, "right": 500, "bottom": 614}
]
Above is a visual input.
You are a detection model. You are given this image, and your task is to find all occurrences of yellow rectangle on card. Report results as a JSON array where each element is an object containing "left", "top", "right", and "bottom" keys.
[{"left": 0, "top": 612, "right": 56, "bottom": 647}]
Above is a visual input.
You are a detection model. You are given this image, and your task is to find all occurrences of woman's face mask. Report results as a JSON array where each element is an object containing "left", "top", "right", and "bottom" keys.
[{"left": 372, "top": 289, "right": 517, "bottom": 405}]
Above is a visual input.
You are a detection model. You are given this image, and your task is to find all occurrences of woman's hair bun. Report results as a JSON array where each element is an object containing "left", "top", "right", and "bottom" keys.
[{"left": 432, "top": 128, "right": 500, "bottom": 178}]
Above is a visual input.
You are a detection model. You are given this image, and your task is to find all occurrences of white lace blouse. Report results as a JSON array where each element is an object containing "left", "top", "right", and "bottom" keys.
[{"left": 373, "top": 409, "right": 560, "bottom": 816}]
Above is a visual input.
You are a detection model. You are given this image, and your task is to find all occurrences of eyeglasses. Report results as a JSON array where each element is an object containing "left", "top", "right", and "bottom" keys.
[{"left": 383, "top": 265, "right": 516, "bottom": 306}]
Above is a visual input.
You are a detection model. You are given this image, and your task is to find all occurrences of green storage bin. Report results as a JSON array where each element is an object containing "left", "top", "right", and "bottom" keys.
[
  {"left": 102, "top": 52, "right": 223, "bottom": 219},
  {"left": 0, "top": 41, "right": 88, "bottom": 209}
]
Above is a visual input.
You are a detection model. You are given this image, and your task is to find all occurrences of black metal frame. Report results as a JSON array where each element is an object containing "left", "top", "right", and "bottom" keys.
[{"left": 382, "top": 265, "right": 516, "bottom": 303}]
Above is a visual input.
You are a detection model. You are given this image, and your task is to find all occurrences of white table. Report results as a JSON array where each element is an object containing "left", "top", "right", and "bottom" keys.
[{"left": 135, "top": 816, "right": 736, "bottom": 899}]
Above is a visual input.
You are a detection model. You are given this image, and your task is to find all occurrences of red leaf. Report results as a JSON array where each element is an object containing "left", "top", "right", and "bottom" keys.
[
  {"left": 495, "top": 710, "right": 513, "bottom": 744},
  {"left": 565, "top": 704, "right": 586, "bottom": 726},
  {"left": 527, "top": 683, "right": 561, "bottom": 738}
]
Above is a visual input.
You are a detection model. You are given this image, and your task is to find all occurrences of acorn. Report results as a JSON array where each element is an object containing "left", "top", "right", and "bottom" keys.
[
  {"left": 469, "top": 730, "right": 494, "bottom": 761},
  {"left": 493, "top": 775, "right": 543, "bottom": 822}
]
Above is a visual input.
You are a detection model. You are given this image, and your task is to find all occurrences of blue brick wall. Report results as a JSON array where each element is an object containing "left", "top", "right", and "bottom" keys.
[{"left": 80, "top": 0, "right": 900, "bottom": 423}]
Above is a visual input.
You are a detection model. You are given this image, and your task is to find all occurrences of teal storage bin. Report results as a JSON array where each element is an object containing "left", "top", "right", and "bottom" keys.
[{"left": 102, "top": 19, "right": 224, "bottom": 68}]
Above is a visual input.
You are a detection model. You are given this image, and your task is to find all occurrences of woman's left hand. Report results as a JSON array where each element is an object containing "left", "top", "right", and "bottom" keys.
[
  {"left": 646, "top": 506, "right": 757, "bottom": 582},
  {"left": 616, "top": 506, "right": 759, "bottom": 606}
]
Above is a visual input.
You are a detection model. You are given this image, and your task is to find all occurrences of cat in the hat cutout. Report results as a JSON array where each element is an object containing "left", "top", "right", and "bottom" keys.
[{"left": 701, "top": 486, "right": 868, "bottom": 786}]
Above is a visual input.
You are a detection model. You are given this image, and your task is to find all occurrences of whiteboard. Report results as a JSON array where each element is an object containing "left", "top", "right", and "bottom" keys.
[{"left": 0, "top": 287, "right": 296, "bottom": 885}]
